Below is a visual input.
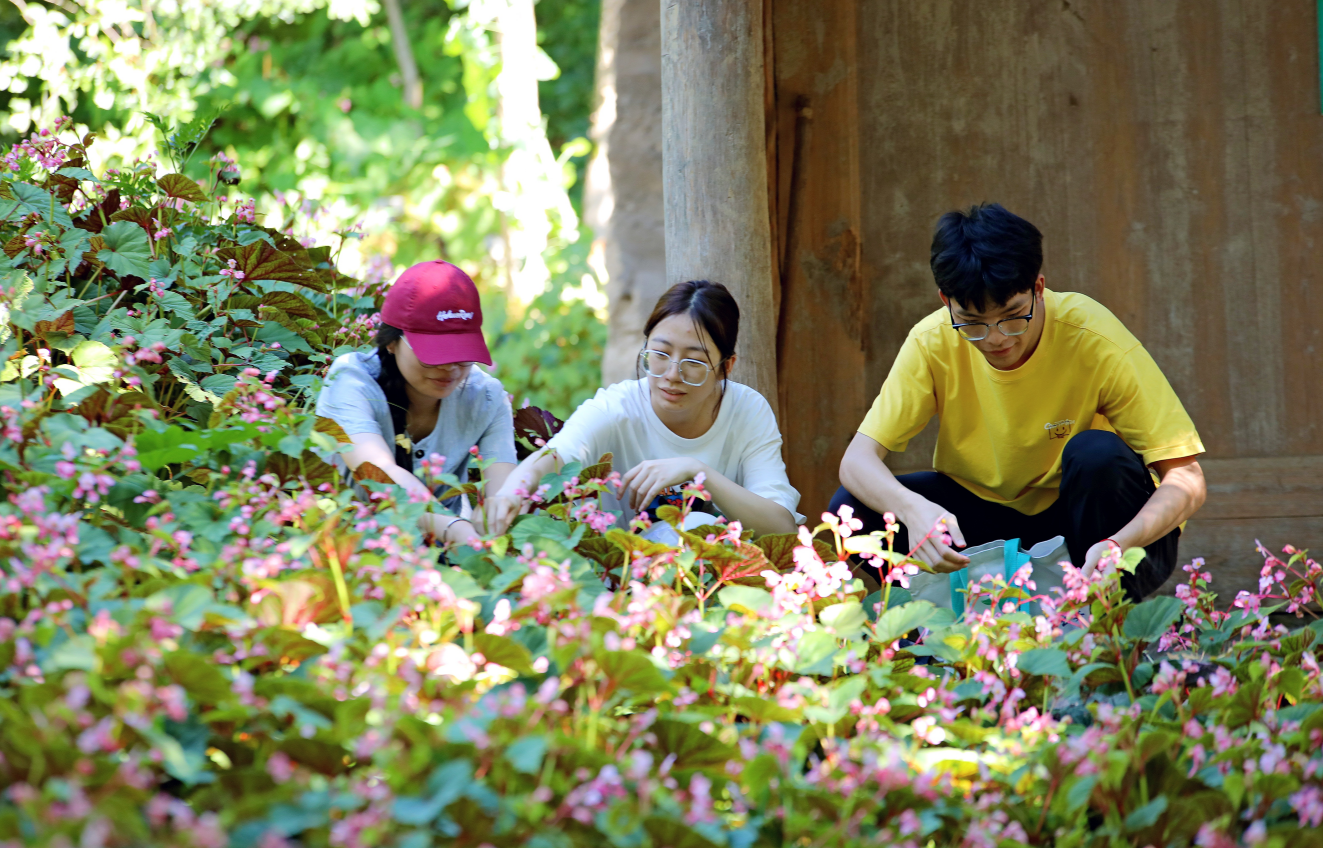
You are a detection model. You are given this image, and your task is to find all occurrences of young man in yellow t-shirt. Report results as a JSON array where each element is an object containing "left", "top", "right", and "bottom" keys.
[{"left": 832, "top": 203, "right": 1207, "bottom": 600}]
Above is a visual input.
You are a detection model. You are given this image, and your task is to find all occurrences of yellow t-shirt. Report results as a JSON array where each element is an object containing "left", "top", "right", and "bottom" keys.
[{"left": 858, "top": 289, "right": 1204, "bottom": 515}]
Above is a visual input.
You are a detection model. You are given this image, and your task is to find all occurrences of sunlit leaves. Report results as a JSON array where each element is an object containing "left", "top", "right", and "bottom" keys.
[
  {"left": 96, "top": 221, "right": 152, "bottom": 279},
  {"left": 157, "top": 173, "right": 209, "bottom": 204}
]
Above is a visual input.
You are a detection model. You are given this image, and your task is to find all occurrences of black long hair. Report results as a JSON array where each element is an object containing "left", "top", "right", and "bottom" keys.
[
  {"left": 373, "top": 323, "right": 413, "bottom": 468},
  {"left": 637, "top": 280, "right": 740, "bottom": 419}
]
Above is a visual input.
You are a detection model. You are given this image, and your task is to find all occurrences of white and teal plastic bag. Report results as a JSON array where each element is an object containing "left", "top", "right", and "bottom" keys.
[{"left": 907, "top": 536, "right": 1070, "bottom": 617}]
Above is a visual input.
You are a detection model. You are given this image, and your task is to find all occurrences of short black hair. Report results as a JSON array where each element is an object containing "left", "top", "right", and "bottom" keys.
[{"left": 930, "top": 203, "right": 1043, "bottom": 312}]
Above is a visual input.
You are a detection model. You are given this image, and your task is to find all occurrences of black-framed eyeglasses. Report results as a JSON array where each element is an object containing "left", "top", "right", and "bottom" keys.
[
  {"left": 639, "top": 349, "right": 714, "bottom": 387},
  {"left": 948, "top": 298, "right": 1035, "bottom": 342}
]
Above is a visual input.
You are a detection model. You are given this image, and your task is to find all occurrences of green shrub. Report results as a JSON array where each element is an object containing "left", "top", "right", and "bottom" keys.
[{"left": 1, "top": 121, "right": 1321, "bottom": 848}]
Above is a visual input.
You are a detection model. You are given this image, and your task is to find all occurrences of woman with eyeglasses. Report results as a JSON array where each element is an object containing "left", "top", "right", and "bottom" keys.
[
  {"left": 316, "top": 260, "right": 517, "bottom": 548},
  {"left": 488, "top": 280, "right": 800, "bottom": 537}
]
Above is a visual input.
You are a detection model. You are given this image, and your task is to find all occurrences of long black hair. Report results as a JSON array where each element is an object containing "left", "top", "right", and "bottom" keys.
[
  {"left": 373, "top": 323, "right": 414, "bottom": 469},
  {"left": 637, "top": 280, "right": 740, "bottom": 419}
]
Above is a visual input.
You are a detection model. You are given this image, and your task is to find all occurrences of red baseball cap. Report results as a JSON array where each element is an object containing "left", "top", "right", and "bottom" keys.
[{"left": 381, "top": 260, "right": 492, "bottom": 366}]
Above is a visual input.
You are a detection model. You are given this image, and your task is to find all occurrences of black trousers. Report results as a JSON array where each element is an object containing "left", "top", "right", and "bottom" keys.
[{"left": 829, "top": 430, "right": 1179, "bottom": 600}]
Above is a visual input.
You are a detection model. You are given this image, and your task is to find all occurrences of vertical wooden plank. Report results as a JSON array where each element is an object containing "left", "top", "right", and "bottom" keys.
[{"left": 768, "top": 0, "right": 866, "bottom": 517}]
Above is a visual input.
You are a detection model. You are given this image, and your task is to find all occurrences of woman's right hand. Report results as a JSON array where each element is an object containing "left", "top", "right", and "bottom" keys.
[{"left": 486, "top": 489, "right": 525, "bottom": 537}]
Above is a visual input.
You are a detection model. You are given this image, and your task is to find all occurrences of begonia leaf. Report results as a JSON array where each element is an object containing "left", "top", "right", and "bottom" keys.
[{"left": 96, "top": 220, "right": 152, "bottom": 279}]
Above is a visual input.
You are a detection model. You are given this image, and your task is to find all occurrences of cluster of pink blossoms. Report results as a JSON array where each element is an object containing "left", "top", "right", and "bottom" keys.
[{"left": 3, "top": 117, "right": 72, "bottom": 172}]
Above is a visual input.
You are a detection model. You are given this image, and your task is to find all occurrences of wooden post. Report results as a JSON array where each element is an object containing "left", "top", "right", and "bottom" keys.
[{"left": 660, "top": 0, "right": 779, "bottom": 408}]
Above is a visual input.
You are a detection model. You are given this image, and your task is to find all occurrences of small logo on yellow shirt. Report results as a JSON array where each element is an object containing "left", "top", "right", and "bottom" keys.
[{"left": 1044, "top": 419, "right": 1075, "bottom": 440}]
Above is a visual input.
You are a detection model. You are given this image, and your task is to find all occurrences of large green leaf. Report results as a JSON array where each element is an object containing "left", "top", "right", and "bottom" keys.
[
  {"left": 255, "top": 320, "right": 313, "bottom": 355},
  {"left": 11, "top": 181, "right": 73, "bottom": 227},
  {"left": 718, "top": 585, "right": 772, "bottom": 617},
  {"left": 51, "top": 339, "right": 117, "bottom": 396},
  {"left": 598, "top": 650, "right": 670, "bottom": 697},
  {"left": 1123, "top": 596, "right": 1184, "bottom": 641},
  {"left": 135, "top": 424, "right": 208, "bottom": 470},
  {"left": 1124, "top": 795, "right": 1168, "bottom": 832},
  {"left": 1017, "top": 647, "right": 1072, "bottom": 677},
  {"left": 96, "top": 220, "right": 152, "bottom": 279},
  {"left": 164, "top": 652, "right": 232, "bottom": 704},
  {"left": 819, "top": 599, "right": 867, "bottom": 639},
  {"left": 872, "top": 600, "right": 938, "bottom": 644},
  {"left": 504, "top": 736, "right": 547, "bottom": 775},
  {"left": 652, "top": 719, "right": 737, "bottom": 772},
  {"left": 472, "top": 633, "right": 534, "bottom": 675},
  {"left": 793, "top": 629, "right": 839, "bottom": 676}
]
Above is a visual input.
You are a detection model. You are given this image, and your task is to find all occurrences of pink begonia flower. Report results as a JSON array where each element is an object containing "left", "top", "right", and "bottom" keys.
[
  {"left": 266, "top": 751, "right": 294, "bottom": 784},
  {"left": 424, "top": 643, "right": 476, "bottom": 682},
  {"left": 149, "top": 617, "right": 183, "bottom": 641}
]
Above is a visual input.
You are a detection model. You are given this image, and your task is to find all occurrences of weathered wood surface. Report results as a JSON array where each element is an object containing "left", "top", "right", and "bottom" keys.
[
  {"left": 842, "top": 0, "right": 1323, "bottom": 587},
  {"left": 766, "top": 0, "right": 867, "bottom": 517},
  {"left": 661, "top": 0, "right": 780, "bottom": 407}
]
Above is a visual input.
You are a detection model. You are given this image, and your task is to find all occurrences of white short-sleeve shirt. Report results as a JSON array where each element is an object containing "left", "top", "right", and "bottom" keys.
[{"left": 546, "top": 379, "right": 802, "bottom": 523}]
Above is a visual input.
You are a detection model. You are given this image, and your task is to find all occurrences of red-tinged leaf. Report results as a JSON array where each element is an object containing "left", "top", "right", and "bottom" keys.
[
  {"left": 217, "top": 241, "right": 315, "bottom": 286},
  {"left": 580, "top": 452, "right": 613, "bottom": 482},
  {"left": 643, "top": 818, "right": 721, "bottom": 848},
  {"left": 81, "top": 235, "right": 105, "bottom": 268},
  {"left": 277, "top": 738, "right": 350, "bottom": 775},
  {"left": 156, "top": 173, "right": 208, "bottom": 203},
  {"left": 315, "top": 416, "right": 353, "bottom": 444},
  {"left": 262, "top": 290, "right": 321, "bottom": 321},
  {"left": 513, "top": 406, "right": 564, "bottom": 444},
  {"left": 32, "top": 311, "right": 75, "bottom": 340},
  {"left": 252, "top": 573, "right": 342, "bottom": 629},
  {"left": 576, "top": 536, "right": 625, "bottom": 574},
  {"left": 255, "top": 226, "right": 308, "bottom": 254},
  {"left": 109, "top": 206, "right": 156, "bottom": 232},
  {"left": 266, "top": 451, "right": 338, "bottom": 488},
  {"left": 754, "top": 533, "right": 799, "bottom": 571},
  {"left": 2, "top": 234, "right": 24, "bottom": 259},
  {"left": 606, "top": 528, "right": 675, "bottom": 558},
  {"left": 352, "top": 461, "right": 394, "bottom": 485}
]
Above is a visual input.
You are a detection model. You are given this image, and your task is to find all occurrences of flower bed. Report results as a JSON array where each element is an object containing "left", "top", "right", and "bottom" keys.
[{"left": 1, "top": 123, "right": 1321, "bottom": 848}]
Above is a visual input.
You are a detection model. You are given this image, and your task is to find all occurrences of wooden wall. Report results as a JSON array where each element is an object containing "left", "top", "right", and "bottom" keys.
[{"left": 768, "top": 0, "right": 1323, "bottom": 598}]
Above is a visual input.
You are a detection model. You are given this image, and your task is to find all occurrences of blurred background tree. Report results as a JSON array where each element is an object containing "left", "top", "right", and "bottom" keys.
[{"left": 0, "top": 0, "right": 605, "bottom": 417}]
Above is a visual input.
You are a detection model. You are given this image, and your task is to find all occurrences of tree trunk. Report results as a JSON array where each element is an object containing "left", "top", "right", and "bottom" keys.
[
  {"left": 660, "top": 0, "right": 779, "bottom": 410},
  {"left": 588, "top": 0, "right": 667, "bottom": 387},
  {"left": 383, "top": 0, "right": 422, "bottom": 109}
]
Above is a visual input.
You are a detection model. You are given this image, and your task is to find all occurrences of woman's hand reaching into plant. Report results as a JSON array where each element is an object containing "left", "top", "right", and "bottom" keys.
[
  {"left": 485, "top": 490, "right": 527, "bottom": 537},
  {"left": 618, "top": 458, "right": 707, "bottom": 513},
  {"left": 487, "top": 449, "right": 562, "bottom": 536}
]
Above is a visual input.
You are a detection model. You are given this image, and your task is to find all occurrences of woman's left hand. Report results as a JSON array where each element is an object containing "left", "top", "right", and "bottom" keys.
[{"left": 619, "top": 458, "right": 707, "bottom": 512}]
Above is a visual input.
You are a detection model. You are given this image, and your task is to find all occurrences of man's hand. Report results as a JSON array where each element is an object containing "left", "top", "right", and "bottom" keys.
[
  {"left": 1082, "top": 538, "right": 1123, "bottom": 578},
  {"left": 899, "top": 497, "right": 970, "bottom": 573},
  {"left": 619, "top": 457, "right": 706, "bottom": 513}
]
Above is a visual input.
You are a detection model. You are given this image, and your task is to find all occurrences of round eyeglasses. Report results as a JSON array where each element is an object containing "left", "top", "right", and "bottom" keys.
[
  {"left": 639, "top": 349, "right": 713, "bottom": 387},
  {"left": 947, "top": 299, "right": 1035, "bottom": 342}
]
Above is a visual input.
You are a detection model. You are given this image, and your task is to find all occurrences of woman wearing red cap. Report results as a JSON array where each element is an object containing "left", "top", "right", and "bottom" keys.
[
  {"left": 488, "top": 280, "right": 800, "bottom": 537},
  {"left": 316, "top": 260, "right": 518, "bottom": 547}
]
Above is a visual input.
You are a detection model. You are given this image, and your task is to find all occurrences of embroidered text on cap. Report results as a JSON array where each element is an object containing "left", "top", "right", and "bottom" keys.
[{"left": 436, "top": 310, "right": 475, "bottom": 322}]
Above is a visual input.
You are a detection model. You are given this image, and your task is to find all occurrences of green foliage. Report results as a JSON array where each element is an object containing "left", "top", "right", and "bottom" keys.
[{"left": 0, "top": 0, "right": 607, "bottom": 416}]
